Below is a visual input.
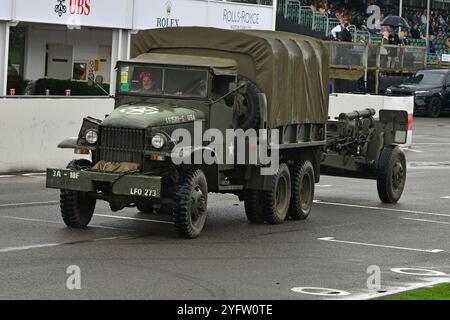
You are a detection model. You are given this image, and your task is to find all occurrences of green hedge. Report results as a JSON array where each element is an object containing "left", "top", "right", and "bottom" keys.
[
  {"left": 34, "top": 78, "right": 110, "bottom": 96},
  {"left": 7, "top": 75, "right": 28, "bottom": 95}
]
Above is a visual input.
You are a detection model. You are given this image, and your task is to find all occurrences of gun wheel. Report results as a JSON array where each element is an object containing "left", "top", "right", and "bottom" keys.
[
  {"left": 377, "top": 146, "right": 407, "bottom": 203},
  {"left": 173, "top": 169, "right": 208, "bottom": 239}
]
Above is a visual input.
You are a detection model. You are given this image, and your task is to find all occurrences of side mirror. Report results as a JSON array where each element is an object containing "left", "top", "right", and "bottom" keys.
[
  {"left": 88, "top": 74, "right": 104, "bottom": 86},
  {"left": 237, "top": 80, "right": 247, "bottom": 94},
  {"left": 228, "top": 81, "right": 247, "bottom": 95},
  {"left": 95, "top": 75, "right": 104, "bottom": 86},
  {"left": 88, "top": 74, "right": 95, "bottom": 87}
]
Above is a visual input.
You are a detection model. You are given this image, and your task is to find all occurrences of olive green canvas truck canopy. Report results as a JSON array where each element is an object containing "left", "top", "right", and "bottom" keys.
[{"left": 131, "top": 27, "right": 329, "bottom": 129}]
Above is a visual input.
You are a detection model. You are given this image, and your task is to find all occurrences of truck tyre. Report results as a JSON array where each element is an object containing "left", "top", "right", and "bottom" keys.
[
  {"left": 60, "top": 159, "right": 96, "bottom": 228},
  {"left": 288, "top": 160, "right": 315, "bottom": 220},
  {"left": 260, "top": 163, "right": 291, "bottom": 225},
  {"left": 136, "top": 202, "right": 154, "bottom": 214},
  {"left": 244, "top": 190, "right": 265, "bottom": 223},
  {"left": 173, "top": 169, "right": 208, "bottom": 238},
  {"left": 237, "top": 75, "right": 261, "bottom": 130},
  {"left": 377, "top": 145, "right": 407, "bottom": 203},
  {"left": 426, "top": 97, "right": 442, "bottom": 118}
]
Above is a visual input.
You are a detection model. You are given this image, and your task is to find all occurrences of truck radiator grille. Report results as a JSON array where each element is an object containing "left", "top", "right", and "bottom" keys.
[{"left": 98, "top": 127, "right": 145, "bottom": 164}]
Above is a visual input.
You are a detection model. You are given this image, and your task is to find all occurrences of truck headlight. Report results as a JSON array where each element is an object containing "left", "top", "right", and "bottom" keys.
[
  {"left": 85, "top": 130, "right": 98, "bottom": 144},
  {"left": 152, "top": 134, "right": 166, "bottom": 149}
]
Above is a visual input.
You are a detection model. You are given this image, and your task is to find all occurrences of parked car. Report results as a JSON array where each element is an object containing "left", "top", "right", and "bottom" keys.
[{"left": 385, "top": 69, "right": 450, "bottom": 117}]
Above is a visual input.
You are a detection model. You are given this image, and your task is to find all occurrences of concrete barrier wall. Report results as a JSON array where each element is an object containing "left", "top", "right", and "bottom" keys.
[
  {"left": 0, "top": 94, "right": 413, "bottom": 173},
  {"left": 0, "top": 97, "right": 114, "bottom": 173}
]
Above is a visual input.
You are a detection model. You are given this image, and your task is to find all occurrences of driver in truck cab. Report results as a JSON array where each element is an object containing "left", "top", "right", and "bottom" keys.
[{"left": 139, "top": 71, "right": 161, "bottom": 94}]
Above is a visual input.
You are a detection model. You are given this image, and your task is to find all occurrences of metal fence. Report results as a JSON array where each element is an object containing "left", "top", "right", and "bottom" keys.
[{"left": 324, "top": 41, "right": 427, "bottom": 71}]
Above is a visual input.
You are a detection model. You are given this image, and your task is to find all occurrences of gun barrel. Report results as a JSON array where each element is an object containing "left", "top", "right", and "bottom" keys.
[{"left": 338, "top": 108, "right": 376, "bottom": 121}]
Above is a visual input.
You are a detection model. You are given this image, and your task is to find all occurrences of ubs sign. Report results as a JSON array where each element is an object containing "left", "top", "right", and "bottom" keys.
[{"left": 55, "top": 0, "right": 91, "bottom": 18}]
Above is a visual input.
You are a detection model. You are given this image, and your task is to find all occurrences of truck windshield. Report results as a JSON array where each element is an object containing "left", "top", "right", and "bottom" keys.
[
  {"left": 118, "top": 64, "right": 209, "bottom": 98},
  {"left": 404, "top": 72, "right": 445, "bottom": 86}
]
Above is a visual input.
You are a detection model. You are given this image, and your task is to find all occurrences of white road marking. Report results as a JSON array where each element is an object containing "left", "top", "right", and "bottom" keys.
[
  {"left": 0, "top": 200, "right": 59, "bottom": 208},
  {"left": 316, "top": 185, "right": 333, "bottom": 188},
  {"left": 391, "top": 268, "right": 447, "bottom": 277},
  {"left": 314, "top": 200, "right": 450, "bottom": 218},
  {"left": 0, "top": 243, "right": 60, "bottom": 253},
  {"left": 21, "top": 172, "right": 46, "bottom": 177},
  {"left": 318, "top": 237, "right": 444, "bottom": 253},
  {"left": 94, "top": 214, "right": 173, "bottom": 225},
  {"left": 401, "top": 217, "right": 450, "bottom": 226},
  {"left": 441, "top": 196, "right": 450, "bottom": 199},
  {"left": 0, "top": 215, "right": 137, "bottom": 232},
  {"left": 291, "top": 287, "right": 350, "bottom": 296},
  {"left": 403, "top": 149, "right": 423, "bottom": 153},
  {"left": 413, "top": 142, "right": 450, "bottom": 145},
  {"left": 0, "top": 236, "right": 129, "bottom": 254},
  {"left": 0, "top": 175, "right": 15, "bottom": 178}
]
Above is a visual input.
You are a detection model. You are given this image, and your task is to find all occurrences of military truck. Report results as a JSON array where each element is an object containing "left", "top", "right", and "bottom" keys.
[{"left": 46, "top": 27, "right": 408, "bottom": 238}]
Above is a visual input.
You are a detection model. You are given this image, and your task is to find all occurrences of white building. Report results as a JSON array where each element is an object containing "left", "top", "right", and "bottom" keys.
[{"left": 0, "top": 0, "right": 276, "bottom": 96}]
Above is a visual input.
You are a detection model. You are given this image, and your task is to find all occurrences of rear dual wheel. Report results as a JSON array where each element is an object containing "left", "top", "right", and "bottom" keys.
[{"left": 244, "top": 161, "right": 315, "bottom": 224}]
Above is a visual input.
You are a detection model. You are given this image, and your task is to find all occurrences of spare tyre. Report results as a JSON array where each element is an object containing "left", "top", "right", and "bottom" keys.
[{"left": 236, "top": 75, "right": 261, "bottom": 130}]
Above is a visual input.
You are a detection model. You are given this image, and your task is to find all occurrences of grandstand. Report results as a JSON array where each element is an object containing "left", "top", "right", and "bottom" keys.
[{"left": 276, "top": 0, "right": 450, "bottom": 93}]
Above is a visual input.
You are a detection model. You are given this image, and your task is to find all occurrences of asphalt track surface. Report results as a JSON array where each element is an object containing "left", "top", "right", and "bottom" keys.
[{"left": 0, "top": 117, "right": 449, "bottom": 300}]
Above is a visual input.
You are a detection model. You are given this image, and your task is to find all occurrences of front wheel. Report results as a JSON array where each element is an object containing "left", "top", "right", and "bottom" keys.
[
  {"left": 60, "top": 190, "right": 96, "bottom": 228},
  {"left": 60, "top": 159, "right": 96, "bottom": 228},
  {"left": 173, "top": 169, "right": 208, "bottom": 239},
  {"left": 377, "top": 146, "right": 407, "bottom": 203},
  {"left": 426, "top": 97, "right": 442, "bottom": 118}
]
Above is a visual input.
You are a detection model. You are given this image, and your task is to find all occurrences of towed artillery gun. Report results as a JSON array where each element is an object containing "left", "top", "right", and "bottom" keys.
[{"left": 46, "top": 27, "right": 408, "bottom": 238}]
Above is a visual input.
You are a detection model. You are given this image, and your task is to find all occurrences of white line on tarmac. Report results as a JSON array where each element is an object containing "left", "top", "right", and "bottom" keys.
[
  {"left": 313, "top": 200, "right": 450, "bottom": 218},
  {"left": 0, "top": 236, "right": 129, "bottom": 254},
  {"left": 0, "top": 175, "right": 15, "bottom": 178},
  {"left": 0, "top": 215, "right": 137, "bottom": 232},
  {"left": 413, "top": 142, "right": 450, "bottom": 145},
  {"left": 401, "top": 217, "right": 450, "bottom": 226},
  {"left": 318, "top": 237, "right": 444, "bottom": 253},
  {"left": 94, "top": 214, "right": 174, "bottom": 225},
  {"left": 0, "top": 243, "right": 60, "bottom": 253},
  {"left": 404, "top": 149, "right": 423, "bottom": 153},
  {"left": 317, "top": 185, "right": 333, "bottom": 188},
  {"left": 0, "top": 200, "right": 59, "bottom": 208},
  {"left": 21, "top": 173, "right": 46, "bottom": 177},
  {"left": 441, "top": 196, "right": 450, "bottom": 199}
]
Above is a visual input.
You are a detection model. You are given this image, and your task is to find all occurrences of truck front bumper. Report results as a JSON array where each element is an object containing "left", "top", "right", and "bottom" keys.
[{"left": 46, "top": 168, "right": 162, "bottom": 198}]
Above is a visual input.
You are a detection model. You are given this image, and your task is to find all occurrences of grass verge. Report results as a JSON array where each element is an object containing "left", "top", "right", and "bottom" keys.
[{"left": 385, "top": 283, "right": 450, "bottom": 300}]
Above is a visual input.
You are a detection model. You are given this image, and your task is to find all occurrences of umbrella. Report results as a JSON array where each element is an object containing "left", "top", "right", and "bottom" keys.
[{"left": 381, "top": 15, "right": 410, "bottom": 29}]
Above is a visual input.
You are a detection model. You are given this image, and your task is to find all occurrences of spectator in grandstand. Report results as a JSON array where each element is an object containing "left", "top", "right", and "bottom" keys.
[
  {"left": 411, "top": 24, "right": 424, "bottom": 40},
  {"left": 400, "top": 31, "right": 410, "bottom": 46},
  {"left": 331, "top": 19, "right": 353, "bottom": 42},
  {"left": 420, "top": 10, "right": 428, "bottom": 25},
  {"left": 428, "top": 34, "right": 436, "bottom": 54}
]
